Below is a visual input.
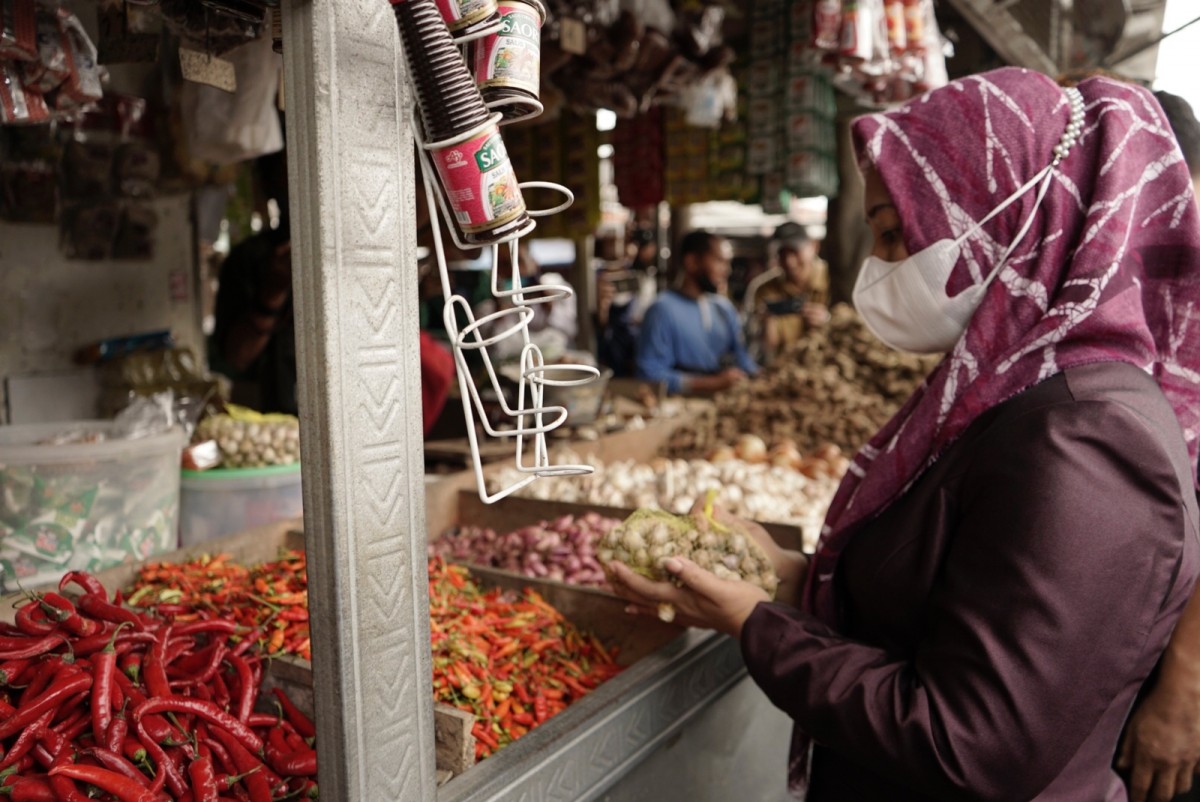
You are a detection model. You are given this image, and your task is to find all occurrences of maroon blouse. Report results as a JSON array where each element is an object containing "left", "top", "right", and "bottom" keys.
[{"left": 741, "top": 362, "right": 1200, "bottom": 801}]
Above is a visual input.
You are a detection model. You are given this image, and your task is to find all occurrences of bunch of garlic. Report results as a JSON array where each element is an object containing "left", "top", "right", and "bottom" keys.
[
  {"left": 195, "top": 414, "right": 301, "bottom": 468},
  {"left": 597, "top": 508, "right": 778, "bottom": 622}
]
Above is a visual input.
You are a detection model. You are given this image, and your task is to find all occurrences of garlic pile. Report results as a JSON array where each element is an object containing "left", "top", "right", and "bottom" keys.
[
  {"left": 194, "top": 414, "right": 301, "bottom": 468},
  {"left": 598, "top": 508, "right": 778, "bottom": 622},
  {"left": 488, "top": 451, "right": 838, "bottom": 553},
  {"left": 668, "top": 304, "right": 939, "bottom": 458}
]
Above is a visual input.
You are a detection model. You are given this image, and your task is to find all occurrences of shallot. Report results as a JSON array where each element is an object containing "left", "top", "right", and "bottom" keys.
[{"left": 428, "top": 514, "right": 620, "bottom": 588}]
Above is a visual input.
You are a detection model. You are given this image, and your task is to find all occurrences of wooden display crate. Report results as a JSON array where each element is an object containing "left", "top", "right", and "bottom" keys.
[{"left": 450, "top": 488, "right": 806, "bottom": 553}]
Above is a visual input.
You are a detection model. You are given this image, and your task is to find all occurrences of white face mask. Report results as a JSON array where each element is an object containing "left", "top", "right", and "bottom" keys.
[{"left": 853, "top": 86, "right": 1085, "bottom": 354}]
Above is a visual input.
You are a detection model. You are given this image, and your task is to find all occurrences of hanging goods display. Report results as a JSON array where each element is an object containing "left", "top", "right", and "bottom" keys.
[
  {"left": 394, "top": 0, "right": 532, "bottom": 247},
  {"left": 472, "top": 0, "right": 546, "bottom": 124},
  {"left": 435, "top": 0, "right": 502, "bottom": 42},
  {"left": 391, "top": 0, "right": 597, "bottom": 503}
]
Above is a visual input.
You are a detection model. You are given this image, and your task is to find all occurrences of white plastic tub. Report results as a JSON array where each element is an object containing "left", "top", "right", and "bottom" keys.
[
  {"left": 0, "top": 421, "right": 185, "bottom": 592},
  {"left": 179, "top": 465, "right": 303, "bottom": 547}
]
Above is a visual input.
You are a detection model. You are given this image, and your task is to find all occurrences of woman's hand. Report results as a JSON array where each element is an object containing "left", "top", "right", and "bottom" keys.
[
  {"left": 689, "top": 500, "right": 809, "bottom": 608},
  {"left": 1119, "top": 670, "right": 1200, "bottom": 802},
  {"left": 607, "top": 558, "right": 769, "bottom": 640}
]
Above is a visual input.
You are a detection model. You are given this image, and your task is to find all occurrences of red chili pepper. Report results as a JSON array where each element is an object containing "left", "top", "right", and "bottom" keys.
[
  {"left": 0, "top": 708, "right": 55, "bottom": 770},
  {"left": 120, "top": 651, "right": 144, "bottom": 683},
  {"left": 189, "top": 755, "right": 220, "bottom": 802},
  {"left": 209, "top": 727, "right": 273, "bottom": 802},
  {"left": 173, "top": 620, "right": 241, "bottom": 638},
  {"left": 15, "top": 604, "right": 57, "bottom": 636},
  {"left": 268, "top": 748, "right": 317, "bottom": 778},
  {"left": 133, "top": 717, "right": 187, "bottom": 798},
  {"left": 56, "top": 712, "right": 92, "bottom": 744},
  {"left": 92, "top": 622, "right": 133, "bottom": 741},
  {"left": 0, "top": 668, "right": 92, "bottom": 741},
  {"left": 0, "top": 658, "right": 31, "bottom": 686},
  {"left": 7, "top": 776, "right": 55, "bottom": 802},
  {"left": 200, "top": 737, "right": 236, "bottom": 777},
  {"left": 133, "top": 698, "right": 263, "bottom": 754},
  {"left": 140, "top": 714, "right": 187, "bottom": 746},
  {"left": 49, "top": 773, "right": 91, "bottom": 802},
  {"left": 59, "top": 571, "right": 107, "bottom": 598},
  {"left": 0, "top": 634, "right": 66, "bottom": 661},
  {"left": 121, "top": 736, "right": 148, "bottom": 766},
  {"left": 30, "top": 744, "right": 55, "bottom": 770},
  {"left": 270, "top": 688, "right": 316, "bottom": 739},
  {"left": 533, "top": 693, "right": 548, "bottom": 724},
  {"left": 224, "top": 654, "right": 255, "bottom": 723},
  {"left": 107, "top": 713, "right": 129, "bottom": 754},
  {"left": 244, "top": 714, "right": 281, "bottom": 729},
  {"left": 37, "top": 593, "right": 99, "bottom": 638},
  {"left": 164, "top": 635, "right": 196, "bottom": 665},
  {"left": 472, "top": 722, "right": 499, "bottom": 751},
  {"left": 144, "top": 628, "right": 172, "bottom": 700},
  {"left": 84, "top": 747, "right": 151, "bottom": 789},
  {"left": 78, "top": 594, "right": 144, "bottom": 630},
  {"left": 114, "top": 670, "right": 148, "bottom": 709},
  {"left": 49, "top": 765, "right": 168, "bottom": 802},
  {"left": 228, "top": 629, "right": 263, "bottom": 660}
]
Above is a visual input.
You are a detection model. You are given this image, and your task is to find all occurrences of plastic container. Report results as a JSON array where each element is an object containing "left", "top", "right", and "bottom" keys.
[
  {"left": 179, "top": 464, "right": 303, "bottom": 547},
  {"left": 0, "top": 421, "right": 185, "bottom": 593}
]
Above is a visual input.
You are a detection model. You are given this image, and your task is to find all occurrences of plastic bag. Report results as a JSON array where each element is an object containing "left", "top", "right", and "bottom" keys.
[
  {"left": 0, "top": 0, "right": 36, "bottom": 61},
  {"left": 180, "top": 34, "right": 282, "bottom": 165},
  {"left": 112, "top": 390, "right": 176, "bottom": 440},
  {"left": 0, "top": 60, "right": 49, "bottom": 124}
]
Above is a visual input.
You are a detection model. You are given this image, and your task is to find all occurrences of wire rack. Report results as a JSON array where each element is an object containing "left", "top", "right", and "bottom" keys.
[{"left": 412, "top": 108, "right": 599, "bottom": 503}]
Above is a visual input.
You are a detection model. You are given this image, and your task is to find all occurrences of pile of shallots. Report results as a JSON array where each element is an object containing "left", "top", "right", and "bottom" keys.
[{"left": 428, "top": 513, "right": 619, "bottom": 588}]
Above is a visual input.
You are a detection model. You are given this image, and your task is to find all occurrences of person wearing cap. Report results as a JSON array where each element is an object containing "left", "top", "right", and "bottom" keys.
[
  {"left": 750, "top": 226, "right": 832, "bottom": 362},
  {"left": 635, "top": 230, "right": 758, "bottom": 395},
  {"left": 607, "top": 69, "right": 1200, "bottom": 800}
]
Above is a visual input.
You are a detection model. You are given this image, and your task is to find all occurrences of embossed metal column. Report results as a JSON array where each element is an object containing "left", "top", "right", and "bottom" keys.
[{"left": 282, "top": 2, "right": 436, "bottom": 800}]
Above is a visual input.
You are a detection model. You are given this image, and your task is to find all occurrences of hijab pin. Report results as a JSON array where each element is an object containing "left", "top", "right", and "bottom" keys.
[{"left": 1052, "top": 87, "right": 1086, "bottom": 166}]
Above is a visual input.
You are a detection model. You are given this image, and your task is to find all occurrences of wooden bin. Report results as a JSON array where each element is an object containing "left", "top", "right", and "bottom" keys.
[{"left": 450, "top": 488, "right": 807, "bottom": 553}]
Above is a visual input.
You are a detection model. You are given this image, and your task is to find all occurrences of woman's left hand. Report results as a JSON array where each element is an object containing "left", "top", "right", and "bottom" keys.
[{"left": 607, "top": 558, "right": 770, "bottom": 640}]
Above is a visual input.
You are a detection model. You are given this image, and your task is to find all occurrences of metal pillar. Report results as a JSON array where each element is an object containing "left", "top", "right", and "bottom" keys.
[{"left": 282, "top": 1, "right": 435, "bottom": 800}]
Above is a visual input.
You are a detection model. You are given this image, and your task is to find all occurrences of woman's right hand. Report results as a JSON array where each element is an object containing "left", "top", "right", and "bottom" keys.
[{"left": 689, "top": 498, "right": 809, "bottom": 608}]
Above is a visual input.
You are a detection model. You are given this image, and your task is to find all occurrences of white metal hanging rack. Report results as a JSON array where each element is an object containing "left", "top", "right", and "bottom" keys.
[{"left": 413, "top": 111, "right": 598, "bottom": 503}]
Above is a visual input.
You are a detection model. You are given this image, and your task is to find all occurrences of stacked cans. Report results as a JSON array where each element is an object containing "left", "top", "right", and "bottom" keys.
[{"left": 392, "top": 0, "right": 541, "bottom": 245}]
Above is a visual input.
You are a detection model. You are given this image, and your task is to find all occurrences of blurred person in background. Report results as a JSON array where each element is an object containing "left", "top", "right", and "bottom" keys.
[
  {"left": 597, "top": 228, "right": 660, "bottom": 376},
  {"left": 746, "top": 224, "right": 832, "bottom": 363},
  {"left": 636, "top": 230, "right": 758, "bottom": 394}
]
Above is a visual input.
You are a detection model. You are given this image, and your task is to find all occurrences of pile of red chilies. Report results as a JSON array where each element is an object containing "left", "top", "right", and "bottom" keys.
[{"left": 0, "top": 571, "right": 318, "bottom": 802}]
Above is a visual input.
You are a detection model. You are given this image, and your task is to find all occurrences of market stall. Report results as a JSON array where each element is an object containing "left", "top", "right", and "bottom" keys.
[{"left": 0, "top": 0, "right": 1178, "bottom": 800}]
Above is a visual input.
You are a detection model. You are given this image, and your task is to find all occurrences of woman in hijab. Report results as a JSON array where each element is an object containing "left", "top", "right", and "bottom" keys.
[{"left": 609, "top": 67, "right": 1200, "bottom": 801}]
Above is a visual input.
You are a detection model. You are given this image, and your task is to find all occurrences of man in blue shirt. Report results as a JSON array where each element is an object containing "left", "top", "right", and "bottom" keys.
[{"left": 636, "top": 230, "right": 758, "bottom": 394}]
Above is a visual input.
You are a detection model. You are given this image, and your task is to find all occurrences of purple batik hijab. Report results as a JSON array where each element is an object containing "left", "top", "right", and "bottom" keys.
[{"left": 790, "top": 67, "right": 1200, "bottom": 794}]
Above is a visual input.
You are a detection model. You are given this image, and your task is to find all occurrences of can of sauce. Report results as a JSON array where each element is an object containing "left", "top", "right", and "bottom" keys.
[
  {"left": 428, "top": 115, "right": 532, "bottom": 245},
  {"left": 394, "top": 0, "right": 531, "bottom": 244},
  {"left": 435, "top": 0, "right": 501, "bottom": 41},
  {"left": 472, "top": 0, "right": 546, "bottom": 123}
]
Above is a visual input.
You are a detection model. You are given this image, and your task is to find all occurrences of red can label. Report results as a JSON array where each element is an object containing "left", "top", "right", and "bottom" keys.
[
  {"left": 435, "top": 0, "right": 497, "bottom": 32},
  {"left": 473, "top": 1, "right": 542, "bottom": 95},
  {"left": 432, "top": 125, "right": 526, "bottom": 234}
]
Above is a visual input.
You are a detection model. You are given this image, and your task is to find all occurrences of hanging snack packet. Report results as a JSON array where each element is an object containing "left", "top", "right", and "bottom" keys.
[
  {"left": 56, "top": 9, "right": 104, "bottom": 109},
  {"left": 21, "top": 9, "right": 69, "bottom": 94},
  {"left": 0, "top": 0, "right": 36, "bottom": 61},
  {"left": 0, "top": 60, "right": 49, "bottom": 124}
]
